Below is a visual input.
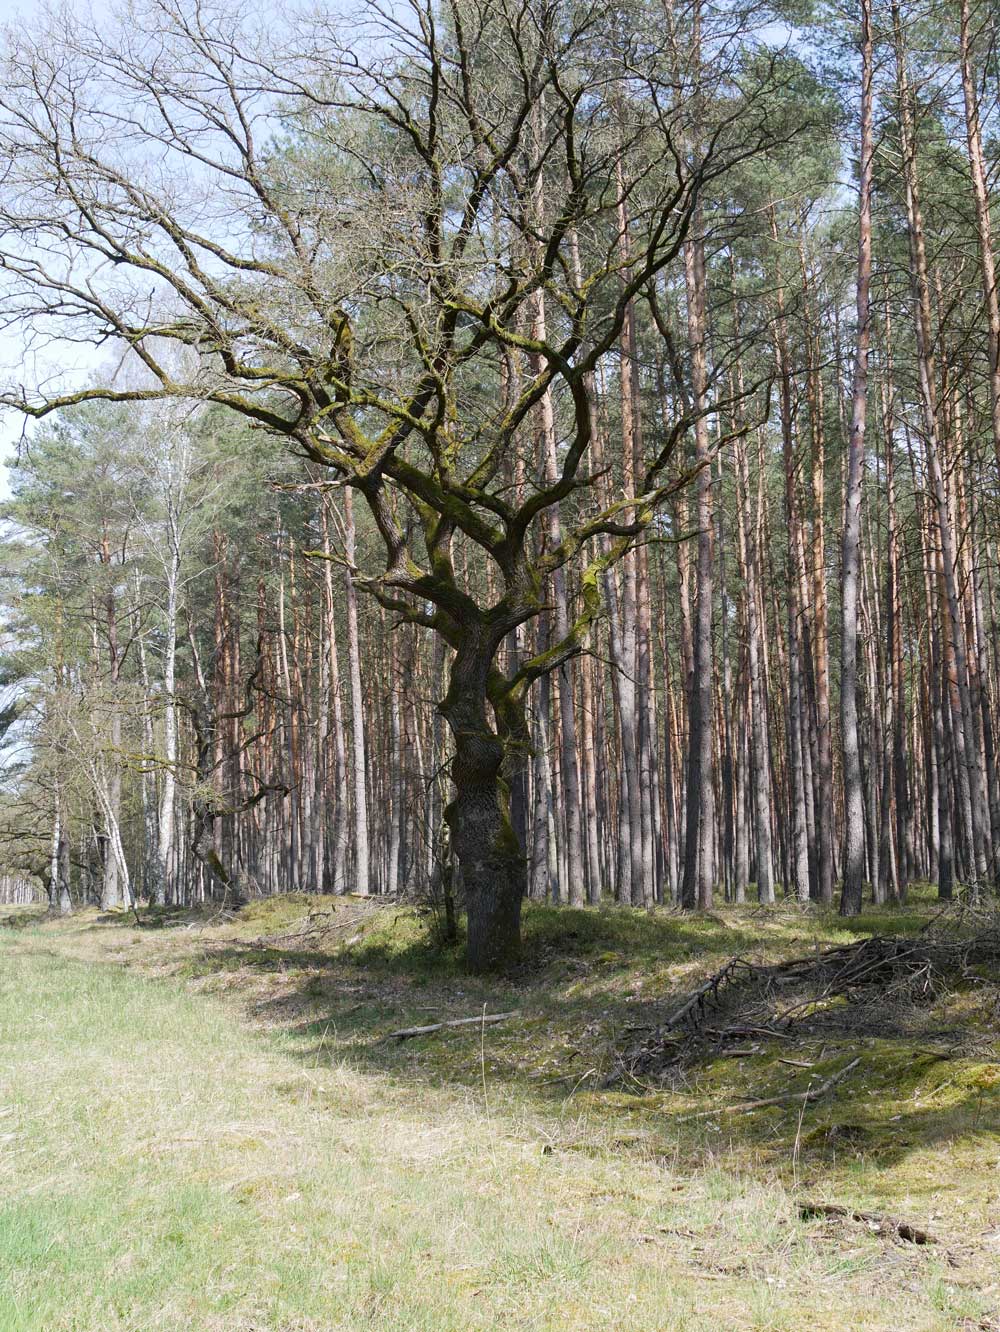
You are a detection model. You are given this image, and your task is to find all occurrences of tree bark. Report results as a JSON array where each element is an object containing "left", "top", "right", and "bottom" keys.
[
  {"left": 681, "top": 228, "right": 716, "bottom": 910},
  {"left": 840, "top": 0, "right": 875, "bottom": 916},
  {"left": 894, "top": 0, "right": 990, "bottom": 889},
  {"left": 441, "top": 637, "right": 525, "bottom": 973},
  {"left": 343, "top": 487, "right": 371, "bottom": 894}
]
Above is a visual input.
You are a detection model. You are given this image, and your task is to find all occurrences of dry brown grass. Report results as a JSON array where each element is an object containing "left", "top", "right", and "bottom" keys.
[{"left": 1, "top": 894, "right": 998, "bottom": 1330}]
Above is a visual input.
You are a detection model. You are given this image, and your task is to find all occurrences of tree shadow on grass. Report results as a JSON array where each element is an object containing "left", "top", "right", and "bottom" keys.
[{"left": 147, "top": 898, "right": 1000, "bottom": 1178}]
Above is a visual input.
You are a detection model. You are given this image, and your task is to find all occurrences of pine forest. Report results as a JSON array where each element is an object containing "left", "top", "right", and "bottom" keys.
[{"left": 2, "top": 2, "right": 1000, "bottom": 1327}]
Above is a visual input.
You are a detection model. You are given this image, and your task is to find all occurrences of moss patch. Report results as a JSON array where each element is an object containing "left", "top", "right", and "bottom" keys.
[{"left": 4, "top": 892, "right": 1000, "bottom": 1329}]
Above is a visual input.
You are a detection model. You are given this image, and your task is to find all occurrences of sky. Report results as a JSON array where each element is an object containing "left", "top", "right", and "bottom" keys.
[
  {"left": 0, "top": 343, "right": 109, "bottom": 502},
  {"left": 0, "top": 0, "right": 118, "bottom": 501},
  {"left": 0, "top": 0, "right": 801, "bottom": 506}
]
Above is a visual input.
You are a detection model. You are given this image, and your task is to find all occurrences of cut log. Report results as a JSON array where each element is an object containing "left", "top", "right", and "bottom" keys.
[{"left": 387, "top": 1011, "right": 520, "bottom": 1040}]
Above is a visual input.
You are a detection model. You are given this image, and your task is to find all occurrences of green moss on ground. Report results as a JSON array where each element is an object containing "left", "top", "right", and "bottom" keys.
[{"left": 2, "top": 891, "right": 999, "bottom": 1329}]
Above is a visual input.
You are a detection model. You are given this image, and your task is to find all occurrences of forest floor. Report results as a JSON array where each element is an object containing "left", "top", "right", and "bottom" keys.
[{"left": 1, "top": 891, "right": 999, "bottom": 1331}]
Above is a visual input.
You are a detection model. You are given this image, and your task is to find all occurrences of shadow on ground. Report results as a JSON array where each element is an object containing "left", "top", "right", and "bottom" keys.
[{"left": 48, "top": 890, "right": 990, "bottom": 1181}]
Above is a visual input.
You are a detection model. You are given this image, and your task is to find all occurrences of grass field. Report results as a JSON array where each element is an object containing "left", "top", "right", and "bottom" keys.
[{"left": 1, "top": 893, "right": 998, "bottom": 1330}]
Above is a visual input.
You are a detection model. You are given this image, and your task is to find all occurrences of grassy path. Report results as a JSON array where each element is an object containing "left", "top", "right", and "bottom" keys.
[{"left": 0, "top": 912, "right": 995, "bottom": 1330}]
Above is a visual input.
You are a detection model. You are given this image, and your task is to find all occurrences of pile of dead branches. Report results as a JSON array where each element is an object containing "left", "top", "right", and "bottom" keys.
[{"left": 610, "top": 927, "right": 1000, "bottom": 1085}]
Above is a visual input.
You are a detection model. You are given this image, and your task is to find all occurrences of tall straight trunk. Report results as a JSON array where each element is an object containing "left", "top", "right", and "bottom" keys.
[
  {"left": 428, "top": 633, "right": 447, "bottom": 889},
  {"left": 727, "top": 277, "right": 774, "bottom": 906},
  {"left": 135, "top": 599, "right": 159, "bottom": 901},
  {"left": 57, "top": 813, "right": 72, "bottom": 914},
  {"left": 772, "top": 230, "right": 811, "bottom": 903},
  {"left": 718, "top": 465, "right": 735, "bottom": 902},
  {"left": 320, "top": 498, "right": 350, "bottom": 891},
  {"left": 881, "top": 383, "right": 902, "bottom": 902},
  {"left": 969, "top": 488, "right": 1000, "bottom": 856},
  {"left": 931, "top": 615, "right": 954, "bottom": 899},
  {"left": 48, "top": 603, "right": 72, "bottom": 914},
  {"left": 911, "top": 440, "right": 951, "bottom": 893},
  {"left": 613, "top": 172, "right": 645, "bottom": 906},
  {"left": 631, "top": 316, "right": 657, "bottom": 907},
  {"left": 97, "top": 535, "right": 124, "bottom": 912},
  {"left": 801, "top": 248, "right": 835, "bottom": 904},
  {"left": 47, "top": 804, "right": 59, "bottom": 909},
  {"left": 48, "top": 785, "right": 72, "bottom": 915},
  {"left": 386, "top": 633, "right": 403, "bottom": 897},
  {"left": 881, "top": 298, "right": 910, "bottom": 895},
  {"left": 960, "top": 0, "right": 1000, "bottom": 484},
  {"left": 636, "top": 537, "right": 658, "bottom": 908},
  {"left": 100, "top": 719, "right": 123, "bottom": 909},
  {"left": 343, "top": 487, "right": 371, "bottom": 894},
  {"left": 277, "top": 563, "right": 300, "bottom": 887},
  {"left": 733, "top": 694, "right": 749, "bottom": 902},
  {"left": 531, "top": 286, "right": 585, "bottom": 905},
  {"left": 289, "top": 555, "right": 313, "bottom": 889},
  {"left": 840, "top": 0, "right": 875, "bottom": 916},
  {"left": 656, "top": 585, "right": 682, "bottom": 901},
  {"left": 156, "top": 504, "right": 180, "bottom": 906},
  {"left": 579, "top": 646, "right": 604, "bottom": 904},
  {"left": 94, "top": 755, "right": 131, "bottom": 911},
  {"left": 681, "top": 227, "right": 715, "bottom": 910},
  {"left": 894, "top": 0, "right": 989, "bottom": 886},
  {"left": 211, "top": 530, "right": 229, "bottom": 888},
  {"left": 735, "top": 432, "right": 775, "bottom": 903},
  {"left": 860, "top": 546, "right": 886, "bottom": 899},
  {"left": 255, "top": 578, "right": 275, "bottom": 894},
  {"left": 566, "top": 229, "right": 611, "bottom": 903},
  {"left": 786, "top": 581, "right": 811, "bottom": 903},
  {"left": 531, "top": 616, "right": 557, "bottom": 901}
]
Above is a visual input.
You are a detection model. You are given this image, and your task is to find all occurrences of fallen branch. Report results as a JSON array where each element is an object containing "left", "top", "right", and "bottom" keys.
[
  {"left": 798, "top": 1201, "right": 937, "bottom": 1245},
  {"left": 707, "top": 1025, "right": 791, "bottom": 1041},
  {"left": 663, "top": 956, "right": 756, "bottom": 1030},
  {"left": 727, "top": 1056, "right": 862, "bottom": 1113},
  {"left": 387, "top": 1011, "right": 520, "bottom": 1040}
]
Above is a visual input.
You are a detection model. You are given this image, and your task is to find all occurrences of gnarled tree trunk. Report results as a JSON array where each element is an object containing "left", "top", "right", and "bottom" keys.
[{"left": 441, "top": 638, "right": 526, "bottom": 974}]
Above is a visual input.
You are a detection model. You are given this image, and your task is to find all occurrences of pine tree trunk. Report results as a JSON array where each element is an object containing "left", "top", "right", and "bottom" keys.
[
  {"left": 343, "top": 487, "right": 371, "bottom": 894},
  {"left": 960, "top": 0, "right": 1000, "bottom": 482},
  {"left": 895, "top": 0, "right": 990, "bottom": 887},
  {"left": 531, "top": 287, "right": 585, "bottom": 907},
  {"left": 681, "top": 230, "right": 715, "bottom": 910},
  {"left": 320, "top": 499, "right": 350, "bottom": 892},
  {"left": 840, "top": 0, "right": 874, "bottom": 916},
  {"left": 802, "top": 248, "right": 835, "bottom": 904}
]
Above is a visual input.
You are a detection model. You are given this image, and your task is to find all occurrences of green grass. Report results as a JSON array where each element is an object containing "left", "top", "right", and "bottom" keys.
[{"left": 0, "top": 895, "right": 998, "bottom": 1329}]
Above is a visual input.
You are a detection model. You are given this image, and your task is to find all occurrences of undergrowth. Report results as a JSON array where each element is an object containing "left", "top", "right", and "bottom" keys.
[{"left": 0, "top": 890, "right": 998, "bottom": 1330}]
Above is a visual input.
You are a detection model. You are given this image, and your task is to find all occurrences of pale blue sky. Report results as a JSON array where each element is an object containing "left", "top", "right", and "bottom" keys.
[
  {"left": 0, "top": 0, "right": 118, "bottom": 500},
  {"left": 0, "top": 0, "right": 799, "bottom": 505}
]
